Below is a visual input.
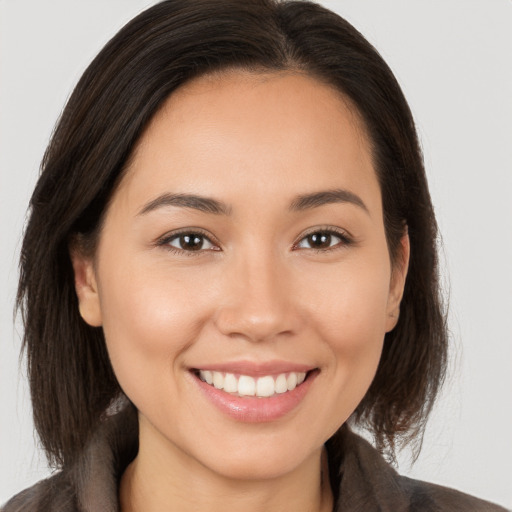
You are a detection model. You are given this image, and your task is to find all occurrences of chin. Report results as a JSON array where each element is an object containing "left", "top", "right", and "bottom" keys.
[
  {"left": 205, "top": 449, "right": 314, "bottom": 482},
  {"left": 184, "top": 428, "right": 325, "bottom": 482}
]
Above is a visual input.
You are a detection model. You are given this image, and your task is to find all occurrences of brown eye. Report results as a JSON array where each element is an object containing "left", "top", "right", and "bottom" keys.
[
  {"left": 166, "top": 232, "right": 216, "bottom": 252},
  {"left": 307, "top": 232, "right": 333, "bottom": 249},
  {"left": 179, "top": 234, "right": 204, "bottom": 250},
  {"left": 295, "top": 230, "right": 350, "bottom": 251}
]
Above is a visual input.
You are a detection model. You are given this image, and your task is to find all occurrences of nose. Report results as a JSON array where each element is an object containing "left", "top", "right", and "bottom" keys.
[{"left": 213, "top": 251, "right": 300, "bottom": 343}]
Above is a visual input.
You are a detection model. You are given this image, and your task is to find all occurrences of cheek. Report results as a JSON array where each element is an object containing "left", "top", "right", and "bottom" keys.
[
  {"left": 304, "top": 254, "right": 392, "bottom": 346},
  {"left": 297, "top": 253, "right": 391, "bottom": 416},
  {"left": 96, "top": 256, "right": 217, "bottom": 399}
]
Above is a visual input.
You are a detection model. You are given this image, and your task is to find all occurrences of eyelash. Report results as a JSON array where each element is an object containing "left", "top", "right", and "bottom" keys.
[
  {"left": 156, "top": 227, "right": 353, "bottom": 256},
  {"left": 293, "top": 227, "right": 353, "bottom": 253},
  {"left": 156, "top": 228, "right": 220, "bottom": 257}
]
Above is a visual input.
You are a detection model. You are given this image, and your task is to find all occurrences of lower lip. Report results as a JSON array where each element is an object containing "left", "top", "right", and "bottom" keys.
[{"left": 192, "top": 371, "right": 318, "bottom": 423}]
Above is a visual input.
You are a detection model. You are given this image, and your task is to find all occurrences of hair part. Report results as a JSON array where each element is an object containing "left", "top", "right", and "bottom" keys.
[{"left": 18, "top": 0, "right": 447, "bottom": 468}]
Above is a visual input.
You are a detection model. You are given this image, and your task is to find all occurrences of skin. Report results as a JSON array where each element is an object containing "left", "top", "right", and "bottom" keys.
[{"left": 72, "top": 70, "right": 409, "bottom": 512}]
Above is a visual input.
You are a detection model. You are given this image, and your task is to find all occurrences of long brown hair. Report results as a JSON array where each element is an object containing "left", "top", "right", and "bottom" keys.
[{"left": 17, "top": 0, "right": 447, "bottom": 468}]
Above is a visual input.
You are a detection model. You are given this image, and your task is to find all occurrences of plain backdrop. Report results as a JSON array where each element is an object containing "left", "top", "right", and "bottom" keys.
[{"left": 1, "top": 0, "right": 511, "bottom": 508}]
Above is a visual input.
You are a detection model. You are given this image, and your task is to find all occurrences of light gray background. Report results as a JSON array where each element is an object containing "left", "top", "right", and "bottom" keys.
[{"left": 1, "top": 0, "right": 511, "bottom": 508}]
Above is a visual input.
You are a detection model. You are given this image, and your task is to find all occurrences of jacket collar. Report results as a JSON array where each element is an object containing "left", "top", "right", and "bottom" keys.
[
  {"left": 72, "top": 403, "right": 410, "bottom": 512},
  {"left": 330, "top": 426, "right": 409, "bottom": 511}
]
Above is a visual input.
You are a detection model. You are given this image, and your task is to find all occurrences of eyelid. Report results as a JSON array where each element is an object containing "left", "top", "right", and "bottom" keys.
[
  {"left": 292, "top": 226, "right": 353, "bottom": 251},
  {"left": 155, "top": 225, "right": 353, "bottom": 255},
  {"left": 156, "top": 228, "right": 221, "bottom": 253}
]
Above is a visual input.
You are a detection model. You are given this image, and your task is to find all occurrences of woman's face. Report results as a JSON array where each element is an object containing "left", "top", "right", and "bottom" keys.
[{"left": 73, "top": 70, "right": 408, "bottom": 481}]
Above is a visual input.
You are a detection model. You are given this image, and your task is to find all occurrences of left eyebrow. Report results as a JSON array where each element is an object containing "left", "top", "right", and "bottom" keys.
[{"left": 289, "top": 188, "right": 369, "bottom": 214}]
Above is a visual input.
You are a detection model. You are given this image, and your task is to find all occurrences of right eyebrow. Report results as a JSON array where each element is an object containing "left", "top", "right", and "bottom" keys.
[{"left": 137, "top": 193, "right": 232, "bottom": 216}]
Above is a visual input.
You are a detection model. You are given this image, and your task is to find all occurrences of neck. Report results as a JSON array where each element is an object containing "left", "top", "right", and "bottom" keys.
[{"left": 120, "top": 421, "right": 333, "bottom": 512}]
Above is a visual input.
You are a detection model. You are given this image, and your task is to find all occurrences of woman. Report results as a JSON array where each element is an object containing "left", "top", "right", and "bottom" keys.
[{"left": 2, "top": 0, "right": 508, "bottom": 510}]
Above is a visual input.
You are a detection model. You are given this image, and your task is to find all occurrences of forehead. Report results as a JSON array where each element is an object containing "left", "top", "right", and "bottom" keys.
[{"left": 117, "top": 70, "right": 378, "bottom": 212}]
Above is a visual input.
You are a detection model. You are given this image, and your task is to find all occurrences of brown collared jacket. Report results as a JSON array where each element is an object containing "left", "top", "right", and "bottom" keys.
[{"left": 2, "top": 404, "right": 508, "bottom": 511}]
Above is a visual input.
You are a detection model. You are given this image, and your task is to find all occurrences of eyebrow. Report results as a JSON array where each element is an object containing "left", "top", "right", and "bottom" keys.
[
  {"left": 138, "top": 193, "right": 232, "bottom": 216},
  {"left": 289, "top": 188, "right": 369, "bottom": 214},
  {"left": 138, "top": 188, "right": 368, "bottom": 216}
]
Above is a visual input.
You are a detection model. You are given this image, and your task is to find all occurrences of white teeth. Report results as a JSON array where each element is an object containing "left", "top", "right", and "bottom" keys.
[
  {"left": 238, "top": 375, "right": 256, "bottom": 396},
  {"left": 275, "top": 374, "right": 288, "bottom": 394},
  {"left": 287, "top": 372, "right": 297, "bottom": 391},
  {"left": 223, "top": 373, "right": 238, "bottom": 393},
  {"left": 197, "top": 370, "right": 309, "bottom": 397},
  {"left": 213, "top": 372, "right": 224, "bottom": 389},
  {"left": 256, "top": 376, "right": 275, "bottom": 397}
]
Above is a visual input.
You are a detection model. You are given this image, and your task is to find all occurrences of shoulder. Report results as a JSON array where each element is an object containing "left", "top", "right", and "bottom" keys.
[
  {"left": 2, "top": 403, "right": 137, "bottom": 512},
  {"left": 329, "top": 426, "right": 509, "bottom": 512},
  {"left": 398, "top": 475, "right": 509, "bottom": 512},
  {"left": 1, "top": 472, "right": 77, "bottom": 512}
]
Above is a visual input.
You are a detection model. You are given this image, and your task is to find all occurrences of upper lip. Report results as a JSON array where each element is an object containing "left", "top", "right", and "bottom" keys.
[{"left": 190, "top": 360, "right": 316, "bottom": 377}]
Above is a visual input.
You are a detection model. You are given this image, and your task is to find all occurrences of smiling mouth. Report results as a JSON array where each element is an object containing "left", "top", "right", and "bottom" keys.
[{"left": 193, "top": 370, "right": 314, "bottom": 398}]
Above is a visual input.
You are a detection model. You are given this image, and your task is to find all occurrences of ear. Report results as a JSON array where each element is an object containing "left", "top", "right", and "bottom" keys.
[
  {"left": 385, "top": 230, "right": 410, "bottom": 332},
  {"left": 69, "top": 241, "right": 102, "bottom": 327}
]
